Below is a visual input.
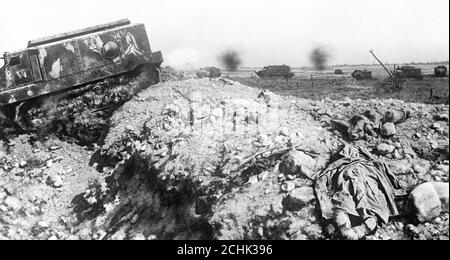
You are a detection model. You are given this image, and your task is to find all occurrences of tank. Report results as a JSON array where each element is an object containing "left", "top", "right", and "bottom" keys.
[
  {"left": 395, "top": 66, "right": 422, "bottom": 80},
  {"left": 255, "top": 65, "right": 295, "bottom": 79},
  {"left": 434, "top": 65, "right": 448, "bottom": 77},
  {"left": 351, "top": 70, "right": 372, "bottom": 80},
  {"left": 0, "top": 19, "right": 163, "bottom": 122},
  {"left": 334, "top": 69, "right": 344, "bottom": 75},
  {"left": 196, "top": 67, "right": 221, "bottom": 79}
]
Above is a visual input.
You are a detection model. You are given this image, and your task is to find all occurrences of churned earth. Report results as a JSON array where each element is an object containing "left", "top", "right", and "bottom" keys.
[{"left": 0, "top": 75, "right": 448, "bottom": 240}]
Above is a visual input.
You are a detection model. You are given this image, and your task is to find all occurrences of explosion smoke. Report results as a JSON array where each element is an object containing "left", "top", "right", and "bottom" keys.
[
  {"left": 310, "top": 47, "right": 330, "bottom": 71},
  {"left": 219, "top": 49, "right": 242, "bottom": 71}
]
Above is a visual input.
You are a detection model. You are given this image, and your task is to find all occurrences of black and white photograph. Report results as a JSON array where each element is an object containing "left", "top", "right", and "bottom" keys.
[{"left": 0, "top": 0, "right": 448, "bottom": 243}]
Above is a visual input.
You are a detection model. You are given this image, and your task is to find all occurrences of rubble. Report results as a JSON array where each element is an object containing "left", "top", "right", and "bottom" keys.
[
  {"left": 281, "top": 182, "right": 296, "bottom": 192},
  {"left": 409, "top": 182, "right": 449, "bottom": 222},
  {"left": 4, "top": 196, "right": 21, "bottom": 211},
  {"left": 377, "top": 143, "right": 396, "bottom": 155},
  {"left": 282, "top": 186, "right": 315, "bottom": 211},
  {"left": 431, "top": 123, "right": 444, "bottom": 133},
  {"left": 0, "top": 75, "right": 448, "bottom": 240},
  {"left": 47, "top": 175, "right": 64, "bottom": 188},
  {"left": 0, "top": 134, "right": 100, "bottom": 239},
  {"left": 381, "top": 122, "right": 397, "bottom": 136},
  {"left": 281, "top": 150, "right": 317, "bottom": 178},
  {"left": 64, "top": 78, "right": 335, "bottom": 240}
]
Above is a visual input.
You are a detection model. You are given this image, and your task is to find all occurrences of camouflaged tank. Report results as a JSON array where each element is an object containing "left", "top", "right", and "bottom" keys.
[
  {"left": 334, "top": 69, "right": 344, "bottom": 75},
  {"left": 394, "top": 66, "right": 423, "bottom": 80},
  {"left": 434, "top": 65, "right": 448, "bottom": 77},
  {"left": 0, "top": 19, "right": 163, "bottom": 123},
  {"left": 255, "top": 65, "right": 295, "bottom": 80},
  {"left": 351, "top": 70, "right": 372, "bottom": 80},
  {"left": 196, "top": 67, "right": 221, "bottom": 79}
]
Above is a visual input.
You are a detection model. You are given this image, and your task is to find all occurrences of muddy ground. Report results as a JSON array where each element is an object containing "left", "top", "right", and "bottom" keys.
[{"left": 0, "top": 71, "right": 448, "bottom": 240}]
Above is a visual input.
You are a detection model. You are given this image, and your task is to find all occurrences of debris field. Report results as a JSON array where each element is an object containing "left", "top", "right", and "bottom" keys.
[{"left": 0, "top": 72, "right": 448, "bottom": 240}]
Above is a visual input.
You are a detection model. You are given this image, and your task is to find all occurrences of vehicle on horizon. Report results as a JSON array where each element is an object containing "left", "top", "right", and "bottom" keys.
[
  {"left": 196, "top": 67, "right": 221, "bottom": 79},
  {"left": 254, "top": 65, "right": 295, "bottom": 80},
  {"left": 351, "top": 69, "right": 372, "bottom": 80},
  {"left": 434, "top": 65, "right": 448, "bottom": 77},
  {"left": 334, "top": 69, "right": 344, "bottom": 75},
  {"left": 394, "top": 66, "right": 423, "bottom": 80}
]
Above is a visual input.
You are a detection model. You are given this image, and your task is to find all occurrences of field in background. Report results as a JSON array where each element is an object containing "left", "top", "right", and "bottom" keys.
[
  {"left": 219, "top": 63, "right": 449, "bottom": 104},
  {"left": 224, "top": 63, "right": 448, "bottom": 78}
]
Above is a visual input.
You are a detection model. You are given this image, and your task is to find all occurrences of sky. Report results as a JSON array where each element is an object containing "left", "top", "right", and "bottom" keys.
[{"left": 0, "top": 0, "right": 448, "bottom": 68}]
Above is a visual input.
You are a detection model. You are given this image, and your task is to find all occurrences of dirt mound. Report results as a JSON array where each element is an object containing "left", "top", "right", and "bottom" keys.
[
  {"left": 71, "top": 78, "right": 337, "bottom": 239},
  {"left": 63, "top": 78, "right": 448, "bottom": 240}
]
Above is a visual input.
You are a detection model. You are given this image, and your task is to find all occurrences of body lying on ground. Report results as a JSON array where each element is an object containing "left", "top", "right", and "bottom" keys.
[
  {"left": 315, "top": 144, "right": 404, "bottom": 239},
  {"left": 331, "top": 109, "right": 410, "bottom": 141}
]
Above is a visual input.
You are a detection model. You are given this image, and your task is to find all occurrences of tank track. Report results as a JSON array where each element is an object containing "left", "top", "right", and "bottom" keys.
[{"left": 1, "top": 65, "right": 160, "bottom": 145}]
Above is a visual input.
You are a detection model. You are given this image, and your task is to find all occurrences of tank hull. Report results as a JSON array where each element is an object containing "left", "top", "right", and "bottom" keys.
[
  {"left": 0, "top": 53, "right": 161, "bottom": 105},
  {"left": 434, "top": 66, "right": 448, "bottom": 77},
  {"left": 0, "top": 21, "right": 163, "bottom": 106},
  {"left": 351, "top": 70, "right": 372, "bottom": 80},
  {"left": 196, "top": 67, "right": 221, "bottom": 78},
  {"left": 256, "top": 65, "right": 294, "bottom": 79},
  {"left": 395, "top": 66, "right": 422, "bottom": 80}
]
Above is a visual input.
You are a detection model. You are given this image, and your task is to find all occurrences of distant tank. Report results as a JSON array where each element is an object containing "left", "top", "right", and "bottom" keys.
[
  {"left": 255, "top": 65, "right": 295, "bottom": 80},
  {"left": 0, "top": 19, "right": 163, "bottom": 124},
  {"left": 196, "top": 67, "right": 221, "bottom": 79},
  {"left": 334, "top": 69, "right": 344, "bottom": 75},
  {"left": 434, "top": 65, "right": 448, "bottom": 77},
  {"left": 394, "top": 66, "right": 423, "bottom": 80},
  {"left": 351, "top": 70, "right": 372, "bottom": 80}
]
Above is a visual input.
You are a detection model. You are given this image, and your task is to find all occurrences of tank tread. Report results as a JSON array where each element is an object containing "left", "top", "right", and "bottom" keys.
[{"left": 2, "top": 64, "right": 160, "bottom": 144}]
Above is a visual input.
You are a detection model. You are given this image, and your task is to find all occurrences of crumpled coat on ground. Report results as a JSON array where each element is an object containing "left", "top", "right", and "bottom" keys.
[{"left": 315, "top": 145, "right": 402, "bottom": 224}]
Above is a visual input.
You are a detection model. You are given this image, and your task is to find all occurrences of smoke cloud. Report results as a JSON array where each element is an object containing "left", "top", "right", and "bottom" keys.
[
  {"left": 219, "top": 49, "right": 242, "bottom": 71},
  {"left": 310, "top": 46, "right": 330, "bottom": 71}
]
